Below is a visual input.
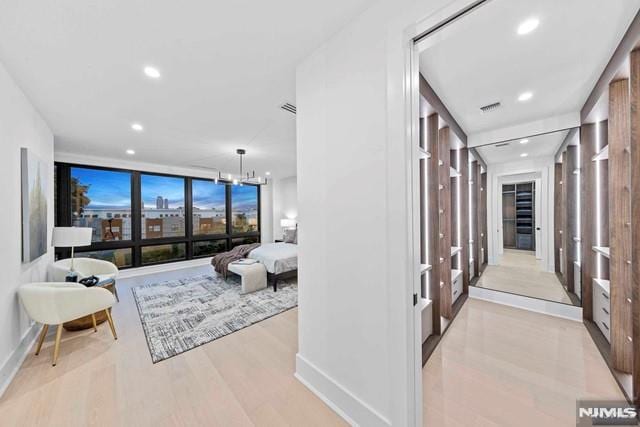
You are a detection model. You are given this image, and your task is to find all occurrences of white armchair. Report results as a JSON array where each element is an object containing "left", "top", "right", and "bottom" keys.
[
  {"left": 49, "top": 258, "right": 119, "bottom": 283},
  {"left": 18, "top": 282, "right": 118, "bottom": 366}
]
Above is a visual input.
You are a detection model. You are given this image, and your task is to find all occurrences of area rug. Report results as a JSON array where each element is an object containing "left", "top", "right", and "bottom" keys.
[{"left": 132, "top": 274, "right": 297, "bottom": 363}]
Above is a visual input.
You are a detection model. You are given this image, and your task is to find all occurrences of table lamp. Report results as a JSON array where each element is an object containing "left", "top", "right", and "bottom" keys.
[{"left": 52, "top": 227, "right": 92, "bottom": 282}]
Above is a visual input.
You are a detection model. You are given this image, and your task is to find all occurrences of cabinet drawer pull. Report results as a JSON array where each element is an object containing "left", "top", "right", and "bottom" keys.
[
  {"left": 602, "top": 292, "right": 609, "bottom": 300},
  {"left": 601, "top": 322, "right": 609, "bottom": 331},
  {"left": 453, "top": 290, "right": 458, "bottom": 296},
  {"left": 602, "top": 307, "right": 609, "bottom": 315}
]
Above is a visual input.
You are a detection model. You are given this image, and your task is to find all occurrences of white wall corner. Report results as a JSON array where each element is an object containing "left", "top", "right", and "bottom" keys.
[{"left": 295, "top": 354, "right": 392, "bottom": 427}]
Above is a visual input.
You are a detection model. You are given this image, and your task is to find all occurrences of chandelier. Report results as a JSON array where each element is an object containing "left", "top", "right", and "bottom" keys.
[{"left": 216, "top": 149, "right": 267, "bottom": 185}]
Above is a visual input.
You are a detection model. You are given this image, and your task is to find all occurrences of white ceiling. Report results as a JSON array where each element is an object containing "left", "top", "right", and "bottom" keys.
[
  {"left": 0, "top": 0, "right": 375, "bottom": 178},
  {"left": 475, "top": 129, "right": 569, "bottom": 165},
  {"left": 419, "top": 0, "right": 639, "bottom": 135}
]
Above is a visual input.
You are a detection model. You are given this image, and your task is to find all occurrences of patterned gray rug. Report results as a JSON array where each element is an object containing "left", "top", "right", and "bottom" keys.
[{"left": 132, "top": 274, "right": 297, "bottom": 363}]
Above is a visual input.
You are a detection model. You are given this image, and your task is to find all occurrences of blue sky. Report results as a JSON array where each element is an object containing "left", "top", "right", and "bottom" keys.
[
  {"left": 72, "top": 167, "right": 131, "bottom": 208},
  {"left": 140, "top": 174, "right": 185, "bottom": 208},
  {"left": 193, "top": 179, "right": 225, "bottom": 210},
  {"left": 72, "top": 168, "right": 257, "bottom": 210}
]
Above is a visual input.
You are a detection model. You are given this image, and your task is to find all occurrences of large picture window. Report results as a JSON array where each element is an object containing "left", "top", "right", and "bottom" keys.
[
  {"left": 192, "top": 179, "right": 226, "bottom": 235},
  {"left": 71, "top": 167, "right": 132, "bottom": 242},
  {"left": 231, "top": 185, "right": 259, "bottom": 233},
  {"left": 55, "top": 163, "right": 260, "bottom": 269},
  {"left": 141, "top": 174, "right": 185, "bottom": 239}
]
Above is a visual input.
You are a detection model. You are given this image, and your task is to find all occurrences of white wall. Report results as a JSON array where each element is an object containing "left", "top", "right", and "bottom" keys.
[
  {"left": 486, "top": 156, "right": 556, "bottom": 272},
  {"left": 0, "top": 61, "right": 54, "bottom": 395},
  {"left": 260, "top": 182, "right": 274, "bottom": 243},
  {"left": 272, "top": 176, "right": 297, "bottom": 240},
  {"left": 295, "top": 0, "right": 466, "bottom": 425}
]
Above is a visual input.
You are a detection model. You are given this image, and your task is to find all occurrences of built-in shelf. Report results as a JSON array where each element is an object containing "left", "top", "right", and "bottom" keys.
[
  {"left": 450, "top": 167, "right": 460, "bottom": 178},
  {"left": 420, "top": 264, "right": 432, "bottom": 274},
  {"left": 592, "top": 145, "right": 609, "bottom": 162},
  {"left": 418, "top": 147, "right": 431, "bottom": 159},
  {"left": 451, "top": 269, "right": 462, "bottom": 282},
  {"left": 593, "top": 278, "right": 611, "bottom": 294},
  {"left": 592, "top": 246, "right": 611, "bottom": 259},
  {"left": 451, "top": 246, "right": 462, "bottom": 257}
]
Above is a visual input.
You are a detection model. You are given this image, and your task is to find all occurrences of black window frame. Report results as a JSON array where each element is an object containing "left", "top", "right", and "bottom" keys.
[{"left": 55, "top": 162, "right": 261, "bottom": 269}]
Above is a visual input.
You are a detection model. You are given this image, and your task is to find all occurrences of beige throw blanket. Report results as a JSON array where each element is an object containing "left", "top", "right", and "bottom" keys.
[{"left": 211, "top": 243, "right": 261, "bottom": 278}]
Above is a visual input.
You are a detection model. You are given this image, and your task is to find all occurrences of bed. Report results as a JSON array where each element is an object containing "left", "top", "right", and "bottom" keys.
[{"left": 247, "top": 242, "right": 298, "bottom": 290}]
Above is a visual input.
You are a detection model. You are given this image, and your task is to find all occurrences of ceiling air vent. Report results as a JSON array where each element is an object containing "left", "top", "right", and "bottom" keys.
[
  {"left": 280, "top": 102, "right": 296, "bottom": 115},
  {"left": 480, "top": 101, "right": 501, "bottom": 113},
  {"left": 495, "top": 142, "right": 510, "bottom": 148}
]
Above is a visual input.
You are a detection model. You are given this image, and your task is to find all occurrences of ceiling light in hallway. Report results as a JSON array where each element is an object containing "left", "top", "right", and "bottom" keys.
[
  {"left": 143, "top": 66, "right": 161, "bottom": 79},
  {"left": 131, "top": 123, "right": 144, "bottom": 132},
  {"left": 518, "top": 91, "right": 533, "bottom": 102},
  {"left": 517, "top": 18, "right": 539, "bottom": 35}
]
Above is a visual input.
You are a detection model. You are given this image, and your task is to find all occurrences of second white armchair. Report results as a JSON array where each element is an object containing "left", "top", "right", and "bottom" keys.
[{"left": 18, "top": 282, "right": 118, "bottom": 366}]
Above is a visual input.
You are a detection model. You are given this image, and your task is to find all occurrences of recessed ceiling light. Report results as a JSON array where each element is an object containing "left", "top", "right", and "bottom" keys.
[
  {"left": 143, "top": 66, "right": 161, "bottom": 79},
  {"left": 126, "top": 149, "right": 135, "bottom": 155},
  {"left": 518, "top": 91, "right": 533, "bottom": 102},
  {"left": 265, "top": 171, "right": 271, "bottom": 176},
  {"left": 131, "top": 123, "right": 144, "bottom": 132},
  {"left": 520, "top": 153, "right": 529, "bottom": 157},
  {"left": 520, "top": 139, "right": 529, "bottom": 144},
  {"left": 517, "top": 18, "right": 539, "bottom": 35}
]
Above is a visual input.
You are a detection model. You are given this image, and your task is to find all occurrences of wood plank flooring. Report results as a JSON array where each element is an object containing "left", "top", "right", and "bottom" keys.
[
  {"left": 0, "top": 267, "right": 345, "bottom": 427},
  {"left": 423, "top": 298, "right": 625, "bottom": 426},
  {"left": 476, "top": 249, "right": 573, "bottom": 304}
]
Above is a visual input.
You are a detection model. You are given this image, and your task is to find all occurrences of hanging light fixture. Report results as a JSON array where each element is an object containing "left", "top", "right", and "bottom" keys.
[{"left": 218, "top": 149, "right": 268, "bottom": 185}]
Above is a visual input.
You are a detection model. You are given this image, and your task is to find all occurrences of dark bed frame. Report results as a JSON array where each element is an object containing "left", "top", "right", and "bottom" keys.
[{"left": 268, "top": 270, "right": 298, "bottom": 291}]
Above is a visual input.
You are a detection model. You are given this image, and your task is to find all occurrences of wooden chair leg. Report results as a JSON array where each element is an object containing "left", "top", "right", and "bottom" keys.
[
  {"left": 104, "top": 309, "right": 117, "bottom": 340},
  {"left": 91, "top": 314, "right": 97, "bottom": 332},
  {"left": 35, "top": 324, "right": 48, "bottom": 356},
  {"left": 52, "top": 325, "right": 63, "bottom": 366}
]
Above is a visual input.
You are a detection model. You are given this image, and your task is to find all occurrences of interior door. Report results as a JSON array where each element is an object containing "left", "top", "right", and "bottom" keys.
[{"left": 535, "top": 178, "right": 542, "bottom": 259}]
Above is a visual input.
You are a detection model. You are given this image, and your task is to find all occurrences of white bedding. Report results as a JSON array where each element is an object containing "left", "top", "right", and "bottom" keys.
[{"left": 248, "top": 242, "right": 297, "bottom": 274}]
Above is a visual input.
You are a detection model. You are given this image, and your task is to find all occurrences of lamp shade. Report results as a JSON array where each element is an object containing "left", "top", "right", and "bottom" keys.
[
  {"left": 52, "top": 227, "right": 92, "bottom": 248},
  {"left": 280, "top": 218, "right": 296, "bottom": 229}
]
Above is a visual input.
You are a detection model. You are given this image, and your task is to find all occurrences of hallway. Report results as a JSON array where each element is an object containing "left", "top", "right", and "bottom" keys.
[
  {"left": 423, "top": 298, "right": 623, "bottom": 426},
  {"left": 475, "top": 249, "right": 572, "bottom": 304}
]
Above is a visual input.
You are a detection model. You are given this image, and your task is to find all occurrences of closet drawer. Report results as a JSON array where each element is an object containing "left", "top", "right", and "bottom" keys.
[
  {"left": 451, "top": 269, "right": 463, "bottom": 303},
  {"left": 593, "top": 279, "right": 611, "bottom": 342}
]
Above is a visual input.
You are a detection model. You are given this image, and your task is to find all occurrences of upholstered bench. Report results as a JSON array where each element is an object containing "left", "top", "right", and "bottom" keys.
[{"left": 228, "top": 261, "right": 267, "bottom": 294}]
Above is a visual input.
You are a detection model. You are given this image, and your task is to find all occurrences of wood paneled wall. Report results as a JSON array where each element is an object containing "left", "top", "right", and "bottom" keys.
[
  {"left": 630, "top": 47, "right": 640, "bottom": 405},
  {"left": 481, "top": 172, "right": 488, "bottom": 268},
  {"left": 439, "top": 127, "right": 453, "bottom": 319},
  {"left": 471, "top": 161, "right": 480, "bottom": 278},
  {"left": 609, "top": 77, "right": 632, "bottom": 374},
  {"left": 426, "top": 114, "right": 441, "bottom": 334},
  {"left": 459, "top": 148, "right": 470, "bottom": 293},
  {"left": 564, "top": 146, "right": 579, "bottom": 292},
  {"left": 554, "top": 162, "right": 563, "bottom": 277}
]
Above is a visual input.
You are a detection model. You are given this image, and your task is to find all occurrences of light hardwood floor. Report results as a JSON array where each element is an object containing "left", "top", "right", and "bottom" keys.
[
  {"left": 423, "top": 298, "right": 624, "bottom": 426},
  {"left": 0, "top": 267, "right": 345, "bottom": 427},
  {"left": 476, "top": 249, "right": 573, "bottom": 304}
]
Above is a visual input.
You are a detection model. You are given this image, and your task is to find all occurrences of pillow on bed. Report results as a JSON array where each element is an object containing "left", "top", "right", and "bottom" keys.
[{"left": 283, "top": 228, "right": 297, "bottom": 244}]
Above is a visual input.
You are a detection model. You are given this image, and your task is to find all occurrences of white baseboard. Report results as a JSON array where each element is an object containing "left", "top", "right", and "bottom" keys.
[
  {"left": 469, "top": 286, "right": 582, "bottom": 321},
  {"left": 0, "top": 321, "right": 40, "bottom": 398},
  {"left": 118, "top": 257, "right": 212, "bottom": 279},
  {"left": 295, "top": 353, "right": 390, "bottom": 427}
]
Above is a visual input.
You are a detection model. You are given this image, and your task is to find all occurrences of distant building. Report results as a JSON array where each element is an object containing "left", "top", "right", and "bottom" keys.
[
  {"left": 156, "top": 196, "right": 163, "bottom": 209},
  {"left": 163, "top": 198, "right": 169, "bottom": 209}
]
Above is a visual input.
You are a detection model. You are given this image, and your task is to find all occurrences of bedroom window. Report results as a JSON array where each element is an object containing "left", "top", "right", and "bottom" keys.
[
  {"left": 55, "top": 163, "right": 261, "bottom": 269},
  {"left": 231, "top": 185, "right": 259, "bottom": 234},
  {"left": 141, "top": 174, "right": 185, "bottom": 239},
  {"left": 192, "top": 179, "right": 227, "bottom": 235},
  {"left": 70, "top": 167, "right": 132, "bottom": 242}
]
